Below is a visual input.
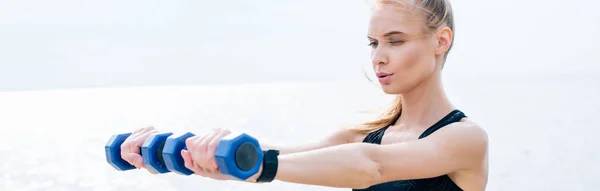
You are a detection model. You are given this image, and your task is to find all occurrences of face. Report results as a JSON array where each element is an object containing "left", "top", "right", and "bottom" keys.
[{"left": 367, "top": 5, "right": 450, "bottom": 94}]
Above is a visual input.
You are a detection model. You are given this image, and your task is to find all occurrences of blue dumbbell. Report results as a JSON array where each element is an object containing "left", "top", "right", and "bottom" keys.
[
  {"left": 104, "top": 132, "right": 174, "bottom": 174},
  {"left": 141, "top": 132, "right": 174, "bottom": 173},
  {"left": 215, "top": 132, "right": 264, "bottom": 180},
  {"left": 161, "top": 132, "right": 196, "bottom": 175},
  {"left": 105, "top": 133, "right": 137, "bottom": 171},
  {"left": 161, "top": 132, "right": 264, "bottom": 180}
]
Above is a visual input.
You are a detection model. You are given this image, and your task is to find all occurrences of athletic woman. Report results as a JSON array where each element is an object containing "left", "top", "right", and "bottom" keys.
[{"left": 120, "top": 0, "right": 489, "bottom": 190}]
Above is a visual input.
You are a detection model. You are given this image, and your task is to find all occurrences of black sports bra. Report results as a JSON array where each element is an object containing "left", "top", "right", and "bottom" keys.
[{"left": 353, "top": 109, "right": 466, "bottom": 191}]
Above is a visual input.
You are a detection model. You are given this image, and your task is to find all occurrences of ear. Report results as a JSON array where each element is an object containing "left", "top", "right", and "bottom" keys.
[{"left": 434, "top": 26, "right": 453, "bottom": 56}]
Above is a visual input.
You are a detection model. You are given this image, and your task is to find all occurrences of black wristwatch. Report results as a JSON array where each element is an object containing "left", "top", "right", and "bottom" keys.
[{"left": 256, "top": 149, "right": 280, "bottom": 183}]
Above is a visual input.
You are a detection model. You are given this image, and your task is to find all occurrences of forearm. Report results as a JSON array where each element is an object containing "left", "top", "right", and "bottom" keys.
[
  {"left": 259, "top": 136, "right": 349, "bottom": 155},
  {"left": 258, "top": 128, "right": 353, "bottom": 155},
  {"left": 274, "top": 143, "right": 381, "bottom": 189},
  {"left": 259, "top": 142, "right": 304, "bottom": 155}
]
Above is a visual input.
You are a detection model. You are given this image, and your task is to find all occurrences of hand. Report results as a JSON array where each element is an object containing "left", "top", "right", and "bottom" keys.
[
  {"left": 181, "top": 150, "right": 232, "bottom": 181},
  {"left": 120, "top": 126, "right": 159, "bottom": 174},
  {"left": 182, "top": 128, "right": 265, "bottom": 182}
]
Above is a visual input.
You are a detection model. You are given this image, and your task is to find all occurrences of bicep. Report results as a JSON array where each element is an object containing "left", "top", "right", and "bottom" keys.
[
  {"left": 370, "top": 123, "right": 488, "bottom": 183},
  {"left": 260, "top": 127, "right": 355, "bottom": 155}
]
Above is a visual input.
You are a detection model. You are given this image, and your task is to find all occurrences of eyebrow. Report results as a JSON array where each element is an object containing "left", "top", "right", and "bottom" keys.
[
  {"left": 368, "top": 31, "right": 406, "bottom": 39},
  {"left": 383, "top": 31, "right": 405, "bottom": 37}
]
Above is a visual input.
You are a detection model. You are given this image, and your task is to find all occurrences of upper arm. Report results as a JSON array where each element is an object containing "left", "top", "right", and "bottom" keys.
[
  {"left": 369, "top": 122, "right": 488, "bottom": 183},
  {"left": 261, "top": 127, "right": 356, "bottom": 155}
]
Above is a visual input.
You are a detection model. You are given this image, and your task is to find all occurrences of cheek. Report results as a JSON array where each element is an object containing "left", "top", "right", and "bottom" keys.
[{"left": 389, "top": 45, "right": 428, "bottom": 74}]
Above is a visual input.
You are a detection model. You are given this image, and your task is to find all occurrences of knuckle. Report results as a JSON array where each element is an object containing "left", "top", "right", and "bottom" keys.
[
  {"left": 196, "top": 140, "right": 206, "bottom": 148},
  {"left": 120, "top": 143, "right": 128, "bottom": 150},
  {"left": 185, "top": 138, "right": 194, "bottom": 147},
  {"left": 193, "top": 152, "right": 203, "bottom": 161},
  {"left": 207, "top": 142, "right": 218, "bottom": 150},
  {"left": 128, "top": 143, "right": 138, "bottom": 150},
  {"left": 120, "top": 155, "right": 128, "bottom": 162},
  {"left": 198, "top": 138, "right": 207, "bottom": 145}
]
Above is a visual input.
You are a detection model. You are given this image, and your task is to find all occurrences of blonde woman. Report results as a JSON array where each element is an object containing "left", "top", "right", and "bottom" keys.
[{"left": 120, "top": 0, "right": 489, "bottom": 190}]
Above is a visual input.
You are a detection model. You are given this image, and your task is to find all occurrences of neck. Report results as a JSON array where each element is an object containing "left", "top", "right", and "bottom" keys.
[{"left": 395, "top": 71, "right": 455, "bottom": 129}]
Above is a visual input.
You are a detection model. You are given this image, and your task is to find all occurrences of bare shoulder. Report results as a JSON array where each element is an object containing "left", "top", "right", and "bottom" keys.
[
  {"left": 445, "top": 118, "right": 488, "bottom": 143},
  {"left": 426, "top": 118, "right": 489, "bottom": 167},
  {"left": 441, "top": 118, "right": 489, "bottom": 189}
]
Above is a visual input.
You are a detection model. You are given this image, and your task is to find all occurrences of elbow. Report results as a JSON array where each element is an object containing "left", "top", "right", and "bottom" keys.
[
  {"left": 352, "top": 144, "right": 384, "bottom": 189},
  {"left": 352, "top": 165, "right": 382, "bottom": 189},
  {"left": 359, "top": 158, "right": 384, "bottom": 189}
]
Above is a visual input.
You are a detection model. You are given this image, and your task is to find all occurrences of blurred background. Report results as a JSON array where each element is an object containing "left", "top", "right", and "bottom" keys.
[{"left": 0, "top": 0, "right": 598, "bottom": 190}]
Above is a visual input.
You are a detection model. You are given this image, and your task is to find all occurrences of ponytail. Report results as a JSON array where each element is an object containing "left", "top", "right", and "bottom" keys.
[{"left": 350, "top": 95, "right": 403, "bottom": 133}]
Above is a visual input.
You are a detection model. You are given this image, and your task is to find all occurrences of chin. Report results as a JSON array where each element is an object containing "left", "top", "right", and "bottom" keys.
[
  {"left": 380, "top": 84, "right": 403, "bottom": 95},
  {"left": 380, "top": 80, "right": 416, "bottom": 95}
]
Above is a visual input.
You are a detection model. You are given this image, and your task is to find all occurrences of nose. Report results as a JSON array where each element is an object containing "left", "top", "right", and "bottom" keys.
[{"left": 371, "top": 47, "right": 387, "bottom": 67}]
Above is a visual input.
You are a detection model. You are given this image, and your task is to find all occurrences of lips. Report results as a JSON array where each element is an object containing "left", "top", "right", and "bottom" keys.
[
  {"left": 376, "top": 72, "right": 393, "bottom": 84},
  {"left": 376, "top": 72, "right": 392, "bottom": 78}
]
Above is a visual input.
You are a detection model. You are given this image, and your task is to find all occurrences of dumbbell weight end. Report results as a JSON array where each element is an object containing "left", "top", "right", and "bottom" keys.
[
  {"left": 215, "top": 132, "right": 264, "bottom": 180},
  {"left": 141, "top": 132, "right": 174, "bottom": 174},
  {"left": 162, "top": 132, "right": 196, "bottom": 175},
  {"left": 105, "top": 133, "right": 137, "bottom": 171}
]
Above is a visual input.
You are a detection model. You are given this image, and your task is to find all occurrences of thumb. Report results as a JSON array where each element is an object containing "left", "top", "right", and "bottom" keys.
[
  {"left": 127, "top": 153, "right": 144, "bottom": 169},
  {"left": 182, "top": 150, "right": 194, "bottom": 170}
]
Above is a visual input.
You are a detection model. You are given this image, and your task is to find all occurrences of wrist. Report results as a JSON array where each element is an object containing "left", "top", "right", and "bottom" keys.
[
  {"left": 246, "top": 166, "right": 262, "bottom": 183},
  {"left": 255, "top": 149, "right": 279, "bottom": 183}
]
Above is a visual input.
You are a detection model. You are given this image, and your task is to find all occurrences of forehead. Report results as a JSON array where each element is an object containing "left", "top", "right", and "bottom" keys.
[{"left": 367, "top": 5, "right": 426, "bottom": 37}]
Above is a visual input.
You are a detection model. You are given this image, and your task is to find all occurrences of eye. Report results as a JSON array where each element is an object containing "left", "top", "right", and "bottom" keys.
[
  {"left": 368, "top": 41, "right": 378, "bottom": 48},
  {"left": 389, "top": 40, "right": 406, "bottom": 45}
]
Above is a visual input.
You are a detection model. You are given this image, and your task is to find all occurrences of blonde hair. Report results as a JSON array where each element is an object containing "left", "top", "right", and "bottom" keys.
[{"left": 351, "top": 0, "right": 455, "bottom": 134}]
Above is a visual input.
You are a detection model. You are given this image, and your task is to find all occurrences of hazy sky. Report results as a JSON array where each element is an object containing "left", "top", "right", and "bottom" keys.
[{"left": 1, "top": 0, "right": 598, "bottom": 91}]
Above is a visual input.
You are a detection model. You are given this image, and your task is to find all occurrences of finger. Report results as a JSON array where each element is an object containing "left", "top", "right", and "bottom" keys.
[
  {"left": 185, "top": 135, "right": 208, "bottom": 172},
  {"left": 206, "top": 129, "right": 231, "bottom": 170},
  {"left": 185, "top": 134, "right": 204, "bottom": 153},
  {"left": 194, "top": 129, "right": 220, "bottom": 172},
  {"left": 186, "top": 128, "right": 215, "bottom": 153},
  {"left": 132, "top": 126, "right": 146, "bottom": 134},
  {"left": 182, "top": 150, "right": 195, "bottom": 172},
  {"left": 193, "top": 161, "right": 207, "bottom": 174},
  {"left": 194, "top": 168, "right": 213, "bottom": 177},
  {"left": 183, "top": 150, "right": 210, "bottom": 176},
  {"left": 120, "top": 144, "right": 131, "bottom": 164},
  {"left": 185, "top": 135, "right": 204, "bottom": 162},
  {"left": 190, "top": 129, "right": 217, "bottom": 163},
  {"left": 130, "top": 129, "right": 158, "bottom": 141},
  {"left": 126, "top": 136, "right": 144, "bottom": 159},
  {"left": 132, "top": 126, "right": 155, "bottom": 137},
  {"left": 127, "top": 153, "right": 145, "bottom": 168},
  {"left": 122, "top": 130, "right": 157, "bottom": 166},
  {"left": 129, "top": 130, "right": 158, "bottom": 156}
]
